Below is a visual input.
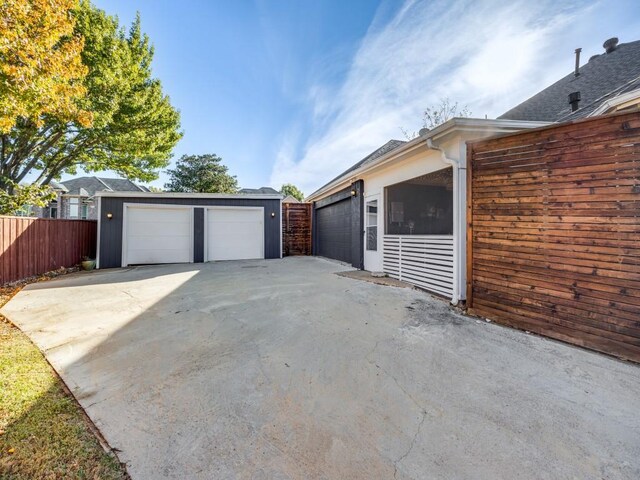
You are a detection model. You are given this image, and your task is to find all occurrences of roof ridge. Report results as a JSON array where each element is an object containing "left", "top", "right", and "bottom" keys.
[{"left": 94, "top": 176, "right": 114, "bottom": 191}]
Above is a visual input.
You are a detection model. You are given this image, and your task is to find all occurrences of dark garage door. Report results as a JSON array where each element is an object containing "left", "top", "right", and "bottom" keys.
[{"left": 316, "top": 199, "right": 351, "bottom": 264}]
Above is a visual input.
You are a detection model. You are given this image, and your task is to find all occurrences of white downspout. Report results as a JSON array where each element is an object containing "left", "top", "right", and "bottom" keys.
[{"left": 426, "top": 138, "right": 465, "bottom": 305}]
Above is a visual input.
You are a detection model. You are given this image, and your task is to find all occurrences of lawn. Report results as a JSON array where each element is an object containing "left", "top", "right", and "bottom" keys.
[{"left": 0, "top": 284, "right": 128, "bottom": 479}]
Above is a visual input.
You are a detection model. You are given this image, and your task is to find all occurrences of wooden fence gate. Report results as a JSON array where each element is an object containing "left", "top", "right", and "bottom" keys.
[
  {"left": 467, "top": 111, "right": 640, "bottom": 362},
  {"left": 282, "top": 203, "right": 312, "bottom": 256}
]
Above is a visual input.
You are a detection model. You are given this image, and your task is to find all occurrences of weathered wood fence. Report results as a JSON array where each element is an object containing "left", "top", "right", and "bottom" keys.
[
  {"left": 467, "top": 111, "right": 640, "bottom": 362},
  {"left": 282, "top": 203, "right": 312, "bottom": 256},
  {"left": 0, "top": 217, "right": 97, "bottom": 285}
]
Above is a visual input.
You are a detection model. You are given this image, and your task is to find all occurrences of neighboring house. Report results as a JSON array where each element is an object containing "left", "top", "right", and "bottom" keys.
[
  {"left": 306, "top": 118, "right": 546, "bottom": 304},
  {"left": 499, "top": 37, "right": 640, "bottom": 122},
  {"left": 35, "top": 176, "right": 149, "bottom": 220},
  {"left": 239, "top": 187, "right": 280, "bottom": 195},
  {"left": 282, "top": 195, "right": 300, "bottom": 203}
]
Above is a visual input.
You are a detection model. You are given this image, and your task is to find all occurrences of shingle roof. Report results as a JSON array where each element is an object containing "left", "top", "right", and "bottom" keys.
[
  {"left": 238, "top": 187, "right": 280, "bottom": 194},
  {"left": 310, "top": 139, "right": 406, "bottom": 198},
  {"left": 499, "top": 39, "right": 640, "bottom": 122},
  {"left": 49, "top": 180, "right": 68, "bottom": 192},
  {"left": 60, "top": 176, "right": 145, "bottom": 196}
]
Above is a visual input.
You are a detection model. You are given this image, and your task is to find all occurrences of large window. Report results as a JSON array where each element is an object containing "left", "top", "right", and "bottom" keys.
[{"left": 385, "top": 167, "right": 453, "bottom": 235}]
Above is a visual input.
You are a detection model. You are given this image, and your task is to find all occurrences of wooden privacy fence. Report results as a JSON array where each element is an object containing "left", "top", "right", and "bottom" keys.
[
  {"left": 0, "top": 217, "right": 97, "bottom": 285},
  {"left": 282, "top": 203, "right": 312, "bottom": 256},
  {"left": 467, "top": 111, "right": 640, "bottom": 362}
]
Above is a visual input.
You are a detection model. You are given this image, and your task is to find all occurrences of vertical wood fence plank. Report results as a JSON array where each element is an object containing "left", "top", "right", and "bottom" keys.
[
  {"left": 0, "top": 218, "right": 97, "bottom": 285},
  {"left": 282, "top": 203, "right": 312, "bottom": 256}
]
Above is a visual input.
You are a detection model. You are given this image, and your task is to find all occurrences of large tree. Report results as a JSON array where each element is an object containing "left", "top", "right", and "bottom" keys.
[
  {"left": 0, "top": 1, "right": 182, "bottom": 198},
  {"left": 164, "top": 154, "right": 238, "bottom": 193},
  {"left": 0, "top": 0, "right": 90, "bottom": 133},
  {"left": 280, "top": 183, "right": 304, "bottom": 201}
]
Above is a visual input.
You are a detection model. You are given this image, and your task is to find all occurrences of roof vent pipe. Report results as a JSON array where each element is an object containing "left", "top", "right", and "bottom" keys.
[
  {"left": 574, "top": 48, "right": 581, "bottom": 77},
  {"left": 603, "top": 37, "right": 618, "bottom": 53},
  {"left": 568, "top": 91, "right": 581, "bottom": 112}
]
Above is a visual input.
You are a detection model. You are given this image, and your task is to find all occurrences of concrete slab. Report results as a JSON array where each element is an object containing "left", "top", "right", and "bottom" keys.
[
  {"left": 335, "top": 269, "right": 412, "bottom": 288},
  {"left": 2, "top": 257, "right": 639, "bottom": 479}
]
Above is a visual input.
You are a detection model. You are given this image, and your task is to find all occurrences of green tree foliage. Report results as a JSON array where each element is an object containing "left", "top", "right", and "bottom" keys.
[
  {"left": 0, "top": 181, "right": 55, "bottom": 215},
  {"left": 280, "top": 183, "right": 304, "bottom": 201},
  {"left": 0, "top": 1, "right": 182, "bottom": 202},
  {"left": 164, "top": 154, "right": 238, "bottom": 193},
  {"left": 0, "top": 0, "right": 90, "bottom": 133}
]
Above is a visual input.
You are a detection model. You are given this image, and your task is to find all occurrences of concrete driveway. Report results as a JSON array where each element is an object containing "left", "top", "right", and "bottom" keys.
[{"left": 2, "top": 257, "right": 639, "bottom": 479}]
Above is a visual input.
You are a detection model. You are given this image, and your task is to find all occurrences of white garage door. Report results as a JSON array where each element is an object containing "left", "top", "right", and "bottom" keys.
[
  {"left": 125, "top": 206, "right": 192, "bottom": 265},
  {"left": 207, "top": 207, "right": 264, "bottom": 261}
]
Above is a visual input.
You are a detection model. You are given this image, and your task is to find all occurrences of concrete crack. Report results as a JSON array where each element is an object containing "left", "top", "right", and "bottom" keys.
[
  {"left": 393, "top": 409, "right": 427, "bottom": 479},
  {"left": 365, "top": 338, "right": 429, "bottom": 479}
]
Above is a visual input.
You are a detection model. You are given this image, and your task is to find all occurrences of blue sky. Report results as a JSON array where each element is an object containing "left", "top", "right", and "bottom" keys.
[{"left": 90, "top": 0, "right": 640, "bottom": 195}]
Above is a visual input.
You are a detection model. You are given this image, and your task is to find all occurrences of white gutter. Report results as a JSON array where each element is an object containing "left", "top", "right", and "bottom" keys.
[
  {"left": 425, "top": 137, "right": 463, "bottom": 305},
  {"left": 426, "top": 138, "right": 459, "bottom": 168}
]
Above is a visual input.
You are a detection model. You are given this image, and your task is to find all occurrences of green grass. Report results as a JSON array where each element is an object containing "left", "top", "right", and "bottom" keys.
[{"left": 0, "top": 285, "right": 128, "bottom": 479}]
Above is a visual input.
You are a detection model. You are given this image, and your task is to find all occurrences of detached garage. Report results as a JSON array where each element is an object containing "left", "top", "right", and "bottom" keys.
[{"left": 95, "top": 192, "right": 282, "bottom": 268}]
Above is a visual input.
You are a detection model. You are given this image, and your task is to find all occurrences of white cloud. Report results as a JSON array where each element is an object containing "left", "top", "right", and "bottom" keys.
[{"left": 270, "top": 0, "right": 623, "bottom": 194}]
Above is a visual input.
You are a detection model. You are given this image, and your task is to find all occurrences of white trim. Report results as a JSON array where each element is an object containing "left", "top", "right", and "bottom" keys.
[
  {"left": 121, "top": 203, "right": 194, "bottom": 267},
  {"left": 363, "top": 193, "right": 381, "bottom": 271},
  {"left": 588, "top": 87, "right": 640, "bottom": 117},
  {"left": 205, "top": 206, "right": 265, "bottom": 261},
  {"left": 96, "top": 196, "right": 101, "bottom": 269},
  {"left": 305, "top": 117, "right": 549, "bottom": 202},
  {"left": 96, "top": 191, "right": 283, "bottom": 200}
]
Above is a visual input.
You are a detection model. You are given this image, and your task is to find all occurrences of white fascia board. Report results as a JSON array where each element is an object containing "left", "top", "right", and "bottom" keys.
[
  {"left": 589, "top": 88, "right": 640, "bottom": 117},
  {"left": 95, "top": 191, "right": 284, "bottom": 200},
  {"left": 305, "top": 117, "right": 550, "bottom": 202}
]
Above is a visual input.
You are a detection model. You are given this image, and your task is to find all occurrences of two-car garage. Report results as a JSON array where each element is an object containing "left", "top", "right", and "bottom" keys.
[{"left": 96, "top": 192, "right": 281, "bottom": 269}]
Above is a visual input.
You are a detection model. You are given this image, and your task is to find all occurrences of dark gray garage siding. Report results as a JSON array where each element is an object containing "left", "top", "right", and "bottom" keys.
[
  {"left": 98, "top": 196, "right": 281, "bottom": 268},
  {"left": 316, "top": 199, "right": 352, "bottom": 264},
  {"left": 312, "top": 181, "right": 364, "bottom": 269}
]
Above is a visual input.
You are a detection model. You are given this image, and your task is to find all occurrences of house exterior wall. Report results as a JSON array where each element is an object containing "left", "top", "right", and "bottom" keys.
[
  {"left": 35, "top": 195, "right": 98, "bottom": 220},
  {"left": 359, "top": 137, "right": 462, "bottom": 300},
  {"left": 98, "top": 196, "right": 282, "bottom": 269},
  {"left": 309, "top": 130, "right": 503, "bottom": 303},
  {"left": 60, "top": 196, "right": 97, "bottom": 220}
]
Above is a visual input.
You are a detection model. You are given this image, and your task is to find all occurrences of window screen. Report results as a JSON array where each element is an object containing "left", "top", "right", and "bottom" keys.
[{"left": 385, "top": 167, "right": 453, "bottom": 235}]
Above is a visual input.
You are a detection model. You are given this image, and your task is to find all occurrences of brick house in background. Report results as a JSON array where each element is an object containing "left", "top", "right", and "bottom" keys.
[{"left": 35, "top": 177, "right": 149, "bottom": 220}]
